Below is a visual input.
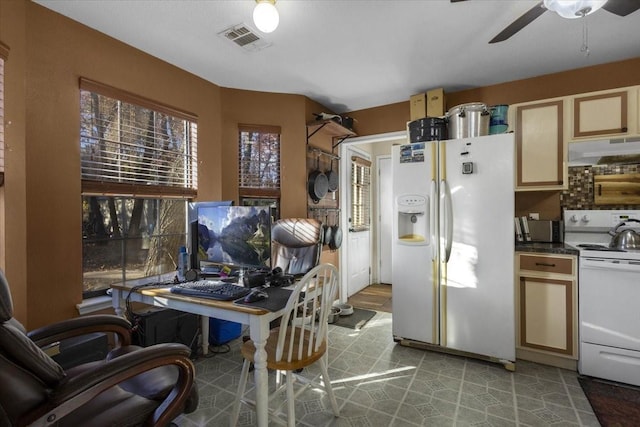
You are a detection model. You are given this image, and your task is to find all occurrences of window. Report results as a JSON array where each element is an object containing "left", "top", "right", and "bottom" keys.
[
  {"left": 238, "top": 124, "right": 280, "bottom": 218},
  {"left": 80, "top": 79, "right": 197, "bottom": 297},
  {"left": 350, "top": 155, "right": 371, "bottom": 232},
  {"left": 0, "top": 42, "right": 8, "bottom": 187}
]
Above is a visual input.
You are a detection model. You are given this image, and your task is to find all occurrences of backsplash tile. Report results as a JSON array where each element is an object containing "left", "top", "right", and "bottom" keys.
[{"left": 561, "top": 164, "right": 640, "bottom": 210}]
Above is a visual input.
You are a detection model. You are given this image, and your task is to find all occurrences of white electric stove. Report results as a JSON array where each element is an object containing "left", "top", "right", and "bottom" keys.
[{"left": 564, "top": 209, "right": 640, "bottom": 386}]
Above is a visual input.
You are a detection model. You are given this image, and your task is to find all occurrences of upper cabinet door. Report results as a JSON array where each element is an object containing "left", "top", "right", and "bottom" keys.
[
  {"left": 572, "top": 90, "right": 629, "bottom": 139},
  {"left": 515, "top": 100, "right": 566, "bottom": 191}
]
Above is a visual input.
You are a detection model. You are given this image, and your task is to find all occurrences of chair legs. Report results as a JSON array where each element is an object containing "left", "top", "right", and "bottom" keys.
[
  {"left": 231, "top": 357, "right": 340, "bottom": 426},
  {"left": 285, "top": 372, "right": 295, "bottom": 427},
  {"left": 230, "top": 359, "right": 251, "bottom": 426},
  {"left": 319, "top": 355, "right": 340, "bottom": 416}
]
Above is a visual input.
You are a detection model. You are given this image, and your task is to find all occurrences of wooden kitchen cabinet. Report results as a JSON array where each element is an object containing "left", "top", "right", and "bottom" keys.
[
  {"left": 513, "top": 99, "right": 567, "bottom": 191},
  {"left": 515, "top": 253, "right": 577, "bottom": 369},
  {"left": 571, "top": 89, "right": 636, "bottom": 139}
]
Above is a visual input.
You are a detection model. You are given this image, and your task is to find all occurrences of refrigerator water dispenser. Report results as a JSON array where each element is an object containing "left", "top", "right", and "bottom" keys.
[{"left": 396, "top": 194, "right": 429, "bottom": 245}]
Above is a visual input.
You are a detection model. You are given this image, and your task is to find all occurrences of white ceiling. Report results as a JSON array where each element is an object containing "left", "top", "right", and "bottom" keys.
[{"left": 35, "top": 0, "right": 640, "bottom": 114}]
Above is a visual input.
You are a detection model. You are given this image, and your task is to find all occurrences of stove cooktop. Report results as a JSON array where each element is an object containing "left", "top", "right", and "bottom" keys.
[
  {"left": 568, "top": 243, "right": 640, "bottom": 261},
  {"left": 575, "top": 244, "right": 625, "bottom": 252}
]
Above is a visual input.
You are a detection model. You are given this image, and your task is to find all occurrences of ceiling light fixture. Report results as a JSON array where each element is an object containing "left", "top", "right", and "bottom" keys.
[
  {"left": 543, "top": 0, "right": 608, "bottom": 19},
  {"left": 253, "top": 0, "right": 279, "bottom": 33}
]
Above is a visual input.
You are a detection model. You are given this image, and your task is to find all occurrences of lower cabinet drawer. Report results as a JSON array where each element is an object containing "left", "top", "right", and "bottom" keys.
[{"left": 519, "top": 254, "right": 573, "bottom": 275}]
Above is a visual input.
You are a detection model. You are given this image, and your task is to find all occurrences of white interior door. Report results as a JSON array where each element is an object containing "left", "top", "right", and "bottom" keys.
[
  {"left": 338, "top": 131, "right": 406, "bottom": 303},
  {"left": 346, "top": 146, "right": 371, "bottom": 297},
  {"left": 347, "top": 229, "right": 370, "bottom": 296},
  {"left": 378, "top": 155, "right": 392, "bottom": 284}
]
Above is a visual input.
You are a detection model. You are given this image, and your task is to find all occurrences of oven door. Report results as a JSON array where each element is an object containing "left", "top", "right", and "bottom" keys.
[{"left": 579, "top": 257, "right": 640, "bottom": 351}]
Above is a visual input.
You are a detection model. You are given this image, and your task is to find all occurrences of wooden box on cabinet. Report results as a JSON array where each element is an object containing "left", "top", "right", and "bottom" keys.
[{"left": 515, "top": 253, "right": 577, "bottom": 368}]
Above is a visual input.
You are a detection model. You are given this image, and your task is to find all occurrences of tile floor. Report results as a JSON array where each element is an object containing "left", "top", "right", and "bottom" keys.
[{"left": 177, "top": 311, "right": 599, "bottom": 426}]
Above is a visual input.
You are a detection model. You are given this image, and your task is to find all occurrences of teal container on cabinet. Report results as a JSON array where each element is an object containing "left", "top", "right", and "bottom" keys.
[{"left": 489, "top": 104, "right": 509, "bottom": 134}]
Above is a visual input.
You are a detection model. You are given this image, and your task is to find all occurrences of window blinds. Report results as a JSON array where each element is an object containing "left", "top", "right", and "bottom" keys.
[
  {"left": 351, "top": 155, "right": 371, "bottom": 231},
  {"left": 238, "top": 124, "right": 281, "bottom": 193},
  {"left": 79, "top": 78, "right": 197, "bottom": 198}
]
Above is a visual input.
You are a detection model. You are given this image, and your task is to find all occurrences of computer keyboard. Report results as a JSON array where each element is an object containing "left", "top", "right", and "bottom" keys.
[{"left": 170, "top": 280, "right": 251, "bottom": 301}]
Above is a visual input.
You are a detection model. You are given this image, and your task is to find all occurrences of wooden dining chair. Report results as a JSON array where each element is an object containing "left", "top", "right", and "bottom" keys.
[{"left": 230, "top": 263, "right": 340, "bottom": 426}]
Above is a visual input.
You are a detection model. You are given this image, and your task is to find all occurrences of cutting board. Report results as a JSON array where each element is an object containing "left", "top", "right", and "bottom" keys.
[{"left": 594, "top": 173, "right": 640, "bottom": 205}]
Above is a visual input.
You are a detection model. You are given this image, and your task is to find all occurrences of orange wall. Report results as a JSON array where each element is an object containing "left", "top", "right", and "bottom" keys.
[
  {"left": 7, "top": 3, "right": 222, "bottom": 328},
  {"left": 3, "top": 1, "right": 640, "bottom": 328},
  {"left": 1, "top": 0, "right": 28, "bottom": 324}
]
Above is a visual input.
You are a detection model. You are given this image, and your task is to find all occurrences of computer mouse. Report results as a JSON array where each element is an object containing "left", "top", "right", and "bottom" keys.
[{"left": 243, "top": 289, "right": 269, "bottom": 303}]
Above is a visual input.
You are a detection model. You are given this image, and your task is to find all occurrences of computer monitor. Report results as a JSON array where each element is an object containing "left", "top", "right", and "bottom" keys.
[
  {"left": 188, "top": 201, "right": 233, "bottom": 270},
  {"left": 194, "top": 205, "right": 271, "bottom": 274}
]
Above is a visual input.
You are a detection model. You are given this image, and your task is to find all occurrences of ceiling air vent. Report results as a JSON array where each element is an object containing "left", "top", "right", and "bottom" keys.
[{"left": 219, "top": 24, "right": 272, "bottom": 52}]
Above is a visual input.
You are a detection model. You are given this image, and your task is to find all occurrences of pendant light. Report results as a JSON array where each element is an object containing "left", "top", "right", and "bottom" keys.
[
  {"left": 543, "top": 0, "right": 608, "bottom": 19},
  {"left": 253, "top": 0, "right": 279, "bottom": 33}
]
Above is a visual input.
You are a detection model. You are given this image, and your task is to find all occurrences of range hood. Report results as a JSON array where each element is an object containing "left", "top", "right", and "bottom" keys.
[{"left": 568, "top": 137, "right": 640, "bottom": 166}]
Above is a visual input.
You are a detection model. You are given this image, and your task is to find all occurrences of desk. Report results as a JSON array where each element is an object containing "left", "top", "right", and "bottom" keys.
[{"left": 111, "top": 284, "right": 285, "bottom": 427}]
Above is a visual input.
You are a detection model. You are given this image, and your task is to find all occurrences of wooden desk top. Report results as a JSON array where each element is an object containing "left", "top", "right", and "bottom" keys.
[{"left": 111, "top": 283, "right": 271, "bottom": 315}]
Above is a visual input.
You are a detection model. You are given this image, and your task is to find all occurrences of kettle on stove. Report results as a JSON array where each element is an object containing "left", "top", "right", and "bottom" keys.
[{"left": 609, "top": 219, "right": 640, "bottom": 250}]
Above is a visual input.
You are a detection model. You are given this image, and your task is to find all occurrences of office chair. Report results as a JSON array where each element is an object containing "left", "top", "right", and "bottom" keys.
[
  {"left": 230, "top": 263, "right": 340, "bottom": 426},
  {"left": 271, "top": 217, "right": 323, "bottom": 276},
  {"left": 241, "top": 217, "right": 323, "bottom": 338},
  {"left": 0, "top": 269, "right": 197, "bottom": 427}
]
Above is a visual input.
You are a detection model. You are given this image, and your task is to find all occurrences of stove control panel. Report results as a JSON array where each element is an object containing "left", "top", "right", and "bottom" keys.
[{"left": 564, "top": 210, "right": 640, "bottom": 231}]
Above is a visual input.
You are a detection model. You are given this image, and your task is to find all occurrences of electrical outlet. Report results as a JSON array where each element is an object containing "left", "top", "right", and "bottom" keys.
[{"left": 529, "top": 213, "right": 540, "bottom": 220}]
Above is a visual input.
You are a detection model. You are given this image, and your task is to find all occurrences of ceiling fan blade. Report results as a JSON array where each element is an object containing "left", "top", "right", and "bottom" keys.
[
  {"left": 489, "top": 1, "right": 547, "bottom": 44},
  {"left": 603, "top": 0, "right": 640, "bottom": 16}
]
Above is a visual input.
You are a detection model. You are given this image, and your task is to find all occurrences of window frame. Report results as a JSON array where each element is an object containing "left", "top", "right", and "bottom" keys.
[
  {"left": 0, "top": 41, "right": 9, "bottom": 187},
  {"left": 80, "top": 79, "right": 198, "bottom": 297},
  {"left": 238, "top": 124, "right": 281, "bottom": 218},
  {"left": 238, "top": 124, "right": 281, "bottom": 199},
  {"left": 350, "top": 155, "right": 372, "bottom": 232}
]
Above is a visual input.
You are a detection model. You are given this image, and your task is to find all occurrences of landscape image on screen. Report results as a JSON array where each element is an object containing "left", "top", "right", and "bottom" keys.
[{"left": 196, "top": 206, "right": 271, "bottom": 270}]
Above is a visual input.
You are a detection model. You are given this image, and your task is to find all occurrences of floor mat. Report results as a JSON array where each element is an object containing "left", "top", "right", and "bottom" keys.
[
  {"left": 578, "top": 376, "right": 640, "bottom": 426},
  {"left": 332, "top": 308, "right": 376, "bottom": 330}
]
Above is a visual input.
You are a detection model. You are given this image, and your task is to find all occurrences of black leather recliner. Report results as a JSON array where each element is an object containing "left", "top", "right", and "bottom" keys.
[{"left": 0, "top": 269, "right": 198, "bottom": 426}]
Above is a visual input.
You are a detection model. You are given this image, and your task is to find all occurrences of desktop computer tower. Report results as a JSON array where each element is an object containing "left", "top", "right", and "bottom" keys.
[
  {"left": 51, "top": 332, "right": 109, "bottom": 370},
  {"left": 130, "top": 306, "right": 199, "bottom": 356}
]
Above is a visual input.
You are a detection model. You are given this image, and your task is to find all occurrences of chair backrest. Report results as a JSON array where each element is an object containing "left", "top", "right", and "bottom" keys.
[
  {"left": 0, "top": 270, "right": 66, "bottom": 425},
  {"left": 275, "top": 264, "right": 339, "bottom": 363},
  {"left": 271, "top": 218, "right": 323, "bottom": 276}
]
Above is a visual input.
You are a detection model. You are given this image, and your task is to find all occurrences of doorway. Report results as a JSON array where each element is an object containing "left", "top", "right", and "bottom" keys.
[
  {"left": 338, "top": 131, "right": 406, "bottom": 303},
  {"left": 344, "top": 145, "right": 371, "bottom": 297}
]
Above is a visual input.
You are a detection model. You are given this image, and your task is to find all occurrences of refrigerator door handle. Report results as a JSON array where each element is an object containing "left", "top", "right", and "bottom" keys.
[
  {"left": 441, "top": 179, "right": 453, "bottom": 262},
  {"left": 430, "top": 179, "right": 437, "bottom": 261}
]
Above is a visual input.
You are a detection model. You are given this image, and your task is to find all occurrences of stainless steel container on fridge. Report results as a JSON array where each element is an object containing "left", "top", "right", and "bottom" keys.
[{"left": 446, "top": 102, "right": 490, "bottom": 139}]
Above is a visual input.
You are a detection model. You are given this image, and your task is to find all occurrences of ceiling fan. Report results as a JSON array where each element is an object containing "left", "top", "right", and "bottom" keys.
[{"left": 452, "top": 0, "right": 640, "bottom": 43}]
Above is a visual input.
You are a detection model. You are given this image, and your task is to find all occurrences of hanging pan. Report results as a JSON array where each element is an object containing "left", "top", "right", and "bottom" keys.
[
  {"left": 326, "top": 156, "right": 339, "bottom": 192},
  {"left": 308, "top": 154, "right": 329, "bottom": 203},
  {"left": 329, "top": 211, "right": 343, "bottom": 250},
  {"left": 322, "top": 211, "right": 333, "bottom": 246}
]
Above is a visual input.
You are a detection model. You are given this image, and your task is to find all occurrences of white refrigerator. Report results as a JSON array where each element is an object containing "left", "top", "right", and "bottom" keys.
[{"left": 391, "top": 133, "right": 515, "bottom": 364}]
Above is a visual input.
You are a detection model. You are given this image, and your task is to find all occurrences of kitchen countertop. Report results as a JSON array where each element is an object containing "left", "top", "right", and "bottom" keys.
[{"left": 515, "top": 242, "right": 579, "bottom": 256}]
